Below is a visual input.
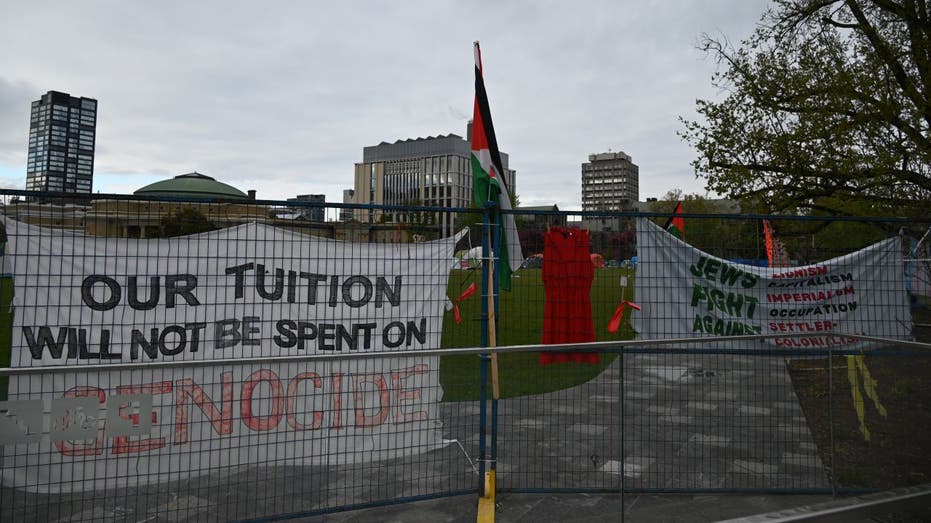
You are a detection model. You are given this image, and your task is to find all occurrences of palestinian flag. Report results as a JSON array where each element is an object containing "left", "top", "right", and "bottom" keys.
[
  {"left": 664, "top": 201, "right": 684, "bottom": 239},
  {"left": 762, "top": 219, "right": 791, "bottom": 267},
  {"left": 472, "top": 41, "right": 523, "bottom": 291},
  {"left": 763, "top": 219, "right": 776, "bottom": 267}
]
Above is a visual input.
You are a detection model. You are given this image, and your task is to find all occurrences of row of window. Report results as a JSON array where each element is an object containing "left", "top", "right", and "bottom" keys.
[
  {"left": 585, "top": 162, "right": 636, "bottom": 170},
  {"left": 32, "top": 141, "right": 94, "bottom": 153},
  {"left": 29, "top": 132, "right": 94, "bottom": 147},
  {"left": 28, "top": 159, "right": 92, "bottom": 169},
  {"left": 28, "top": 164, "right": 93, "bottom": 176},
  {"left": 582, "top": 192, "right": 636, "bottom": 198},
  {"left": 584, "top": 177, "right": 630, "bottom": 184},
  {"left": 30, "top": 125, "right": 94, "bottom": 137}
]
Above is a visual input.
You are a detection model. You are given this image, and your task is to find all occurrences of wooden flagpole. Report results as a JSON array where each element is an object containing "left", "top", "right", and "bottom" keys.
[{"left": 486, "top": 225, "right": 500, "bottom": 400}]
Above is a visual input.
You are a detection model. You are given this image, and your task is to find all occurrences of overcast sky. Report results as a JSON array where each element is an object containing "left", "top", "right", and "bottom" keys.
[{"left": 0, "top": 0, "right": 771, "bottom": 210}]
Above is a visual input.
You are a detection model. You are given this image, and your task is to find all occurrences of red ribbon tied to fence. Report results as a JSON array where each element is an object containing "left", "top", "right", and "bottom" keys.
[
  {"left": 607, "top": 300, "right": 641, "bottom": 333},
  {"left": 453, "top": 282, "right": 478, "bottom": 324}
]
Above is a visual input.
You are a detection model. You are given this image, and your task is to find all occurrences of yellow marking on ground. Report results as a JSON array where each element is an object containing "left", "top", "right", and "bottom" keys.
[
  {"left": 847, "top": 355, "right": 887, "bottom": 442},
  {"left": 477, "top": 470, "right": 496, "bottom": 523}
]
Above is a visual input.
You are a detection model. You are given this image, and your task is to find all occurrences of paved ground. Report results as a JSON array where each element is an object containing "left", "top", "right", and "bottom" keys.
[
  {"left": 2, "top": 352, "right": 835, "bottom": 521},
  {"left": 296, "top": 491, "right": 838, "bottom": 522},
  {"left": 294, "top": 351, "right": 833, "bottom": 522}
]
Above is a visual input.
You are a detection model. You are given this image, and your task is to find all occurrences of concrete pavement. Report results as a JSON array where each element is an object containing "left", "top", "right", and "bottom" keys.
[{"left": 295, "top": 492, "right": 837, "bottom": 522}]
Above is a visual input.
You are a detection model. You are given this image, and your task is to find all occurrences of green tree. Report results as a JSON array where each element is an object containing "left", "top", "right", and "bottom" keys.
[
  {"left": 382, "top": 200, "right": 440, "bottom": 241},
  {"left": 681, "top": 0, "right": 931, "bottom": 218},
  {"left": 159, "top": 207, "right": 218, "bottom": 237},
  {"left": 647, "top": 190, "right": 763, "bottom": 259}
]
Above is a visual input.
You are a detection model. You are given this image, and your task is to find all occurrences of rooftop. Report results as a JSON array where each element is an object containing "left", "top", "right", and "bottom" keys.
[{"left": 134, "top": 172, "right": 248, "bottom": 200}]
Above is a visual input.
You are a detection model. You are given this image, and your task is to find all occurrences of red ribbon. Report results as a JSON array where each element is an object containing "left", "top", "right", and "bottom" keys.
[
  {"left": 453, "top": 283, "right": 478, "bottom": 324},
  {"left": 607, "top": 301, "right": 641, "bottom": 333}
]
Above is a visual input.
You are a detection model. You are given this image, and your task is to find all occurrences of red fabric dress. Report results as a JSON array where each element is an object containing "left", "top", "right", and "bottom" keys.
[{"left": 540, "top": 227, "right": 598, "bottom": 365}]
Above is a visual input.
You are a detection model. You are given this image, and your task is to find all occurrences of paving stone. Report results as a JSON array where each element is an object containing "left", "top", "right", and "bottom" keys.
[
  {"left": 732, "top": 460, "right": 779, "bottom": 475},
  {"left": 623, "top": 457, "right": 656, "bottom": 478},
  {"left": 737, "top": 405, "right": 772, "bottom": 416},
  {"left": 643, "top": 366, "right": 689, "bottom": 381},
  {"left": 625, "top": 390, "right": 656, "bottom": 400},
  {"left": 53, "top": 506, "right": 135, "bottom": 523},
  {"left": 589, "top": 394, "right": 619, "bottom": 403},
  {"left": 639, "top": 376, "right": 675, "bottom": 386},
  {"left": 516, "top": 419, "right": 546, "bottom": 429},
  {"left": 688, "top": 433, "right": 732, "bottom": 447},
  {"left": 727, "top": 370, "right": 757, "bottom": 380},
  {"left": 705, "top": 391, "right": 736, "bottom": 401},
  {"left": 777, "top": 425, "right": 808, "bottom": 436},
  {"left": 660, "top": 415, "right": 694, "bottom": 424},
  {"left": 645, "top": 405, "right": 680, "bottom": 416},
  {"left": 781, "top": 452, "right": 823, "bottom": 468},
  {"left": 568, "top": 423, "right": 607, "bottom": 436},
  {"left": 549, "top": 404, "right": 582, "bottom": 415},
  {"left": 599, "top": 459, "right": 622, "bottom": 475}
]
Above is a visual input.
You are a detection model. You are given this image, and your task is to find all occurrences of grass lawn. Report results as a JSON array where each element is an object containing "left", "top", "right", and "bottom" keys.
[
  {"left": 0, "top": 268, "right": 637, "bottom": 402},
  {"left": 439, "top": 267, "right": 636, "bottom": 401}
]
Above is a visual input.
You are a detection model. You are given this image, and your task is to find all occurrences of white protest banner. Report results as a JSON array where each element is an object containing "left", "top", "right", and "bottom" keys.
[
  {"left": 632, "top": 218, "right": 912, "bottom": 349},
  {"left": 0, "top": 217, "right": 462, "bottom": 492}
]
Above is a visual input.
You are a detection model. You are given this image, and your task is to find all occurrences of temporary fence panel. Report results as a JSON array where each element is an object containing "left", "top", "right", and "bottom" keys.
[
  {"left": 0, "top": 193, "right": 928, "bottom": 521},
  {"left": 0, "top": 195, "right": 482, "bottom": 521}
]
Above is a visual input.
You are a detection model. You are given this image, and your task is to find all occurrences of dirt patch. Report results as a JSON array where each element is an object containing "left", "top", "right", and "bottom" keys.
[{"left": 787, "top": 313, "right": 931, "bottom": 490}]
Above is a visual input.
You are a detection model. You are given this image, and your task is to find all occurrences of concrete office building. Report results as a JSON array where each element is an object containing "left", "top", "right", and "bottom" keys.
[
  {"left": 341, "top": 189, "right": 355, "bottom": 222},
  {"left": 287, "top": 194, "right": 326, "bottom": 222},
  {"left": 581, "top": 151, "right": 639, "bottom": 212},
  {"left": 581, "top": 151, "right": 639, "bottom": 232},
  {"left": 26, "top": 90, "right": 98, "bottom": 196},
  {"left": 353, "top": 123, "right": 516, "bottom": 238}
]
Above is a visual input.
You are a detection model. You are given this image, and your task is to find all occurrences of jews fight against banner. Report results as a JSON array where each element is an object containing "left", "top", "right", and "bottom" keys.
[
  {"left": 0, "top": 217, "right": 461, "bottom": 493},
  {"left": 632, "top": 218, "right": 912, "bottom": 349}
]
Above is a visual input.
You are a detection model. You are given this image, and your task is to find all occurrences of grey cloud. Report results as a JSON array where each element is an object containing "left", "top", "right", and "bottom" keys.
[
  {"left": 0, "top": 77, "right": 37, "bottom": 165},
  {"left": 1, "top": 0, "right": 771, "bottom": 207}
]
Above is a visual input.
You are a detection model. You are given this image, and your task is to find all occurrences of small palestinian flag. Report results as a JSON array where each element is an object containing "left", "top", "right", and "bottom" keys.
[{"left": 664, "top": 201, "right": 684, "bottom": 239}]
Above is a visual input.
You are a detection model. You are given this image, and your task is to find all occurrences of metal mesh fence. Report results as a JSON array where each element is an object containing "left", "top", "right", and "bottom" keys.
[
  {"left": 0, "top": 191, "right": 928, "bottom": 521},
  {"left": 1, "top": 357, "right": 481, "bottom": 521}
]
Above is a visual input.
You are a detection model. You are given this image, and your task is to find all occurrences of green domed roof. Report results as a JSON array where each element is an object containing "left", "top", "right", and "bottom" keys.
[{"left": 134, "top": 172, "right": 248, "bottom": 199}]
